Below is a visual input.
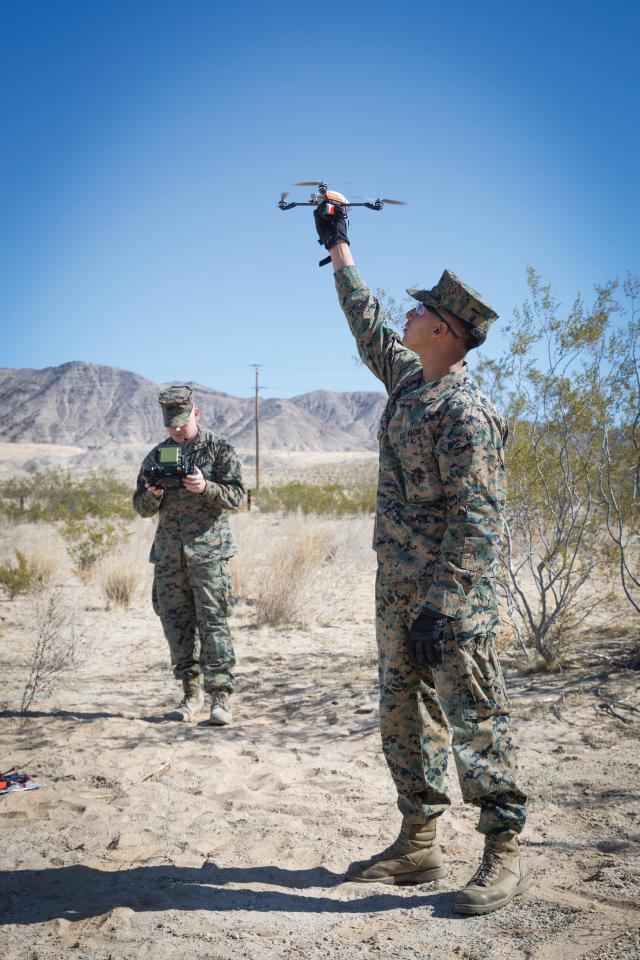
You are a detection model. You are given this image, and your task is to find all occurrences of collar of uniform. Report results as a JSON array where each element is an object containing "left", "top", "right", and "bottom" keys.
[
  {"left": 183, "top": 427, "right": 207, "bottom": 451},
  {"left": 411, "top": 363, "right": 471, "bottom": 404}
]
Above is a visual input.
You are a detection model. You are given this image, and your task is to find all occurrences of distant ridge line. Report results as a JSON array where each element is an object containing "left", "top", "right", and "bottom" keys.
[{"left": 0, "top": 361, "right": 386, "bottom": 451}]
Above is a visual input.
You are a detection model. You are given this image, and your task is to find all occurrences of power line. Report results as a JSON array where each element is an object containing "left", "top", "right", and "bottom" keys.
[{"left": 250, "top": 364, "right": 262, "bottom": 492}]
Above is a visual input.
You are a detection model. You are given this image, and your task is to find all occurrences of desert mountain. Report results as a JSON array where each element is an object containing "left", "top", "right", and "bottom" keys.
[{"left": 0, "top": 362, "right": 386, "bottom": 451}]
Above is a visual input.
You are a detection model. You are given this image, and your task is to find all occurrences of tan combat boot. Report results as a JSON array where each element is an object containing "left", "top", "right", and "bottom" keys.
[
  {"left": 209, "top": 690, "right": 232, "bottom": 726},
  {"left": 347, "top": 818, "right": 446, "bottom": 885},
  {"left": 454, "top": 831, "right": 530, "bottom": 915},
  {"left": 165, "top": 677, "right": 205, "bottom": 722}
]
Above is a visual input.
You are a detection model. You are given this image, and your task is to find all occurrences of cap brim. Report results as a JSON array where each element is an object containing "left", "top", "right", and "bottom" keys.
[
  {"left": 162, "top": 407, "right": 193, "bottom": 427},
  {"left": 406, "top": 287, "right": 439, "bottom": 307}
]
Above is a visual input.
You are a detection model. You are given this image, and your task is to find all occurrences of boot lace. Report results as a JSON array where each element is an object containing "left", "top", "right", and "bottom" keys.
[
  {"left": 469, "top": 849, "right": 502, "bottom": 887},
  {"left": 183, "top": 684, "right": 200, "bottom": 705}
]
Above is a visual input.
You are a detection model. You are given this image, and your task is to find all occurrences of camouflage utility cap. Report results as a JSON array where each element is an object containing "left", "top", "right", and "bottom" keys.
[
  {"left": 407, "top": 269, "right": 498, "bottom": 347},
  {"left": 158, "top": 385, "right": 194, "bottom": 426}
]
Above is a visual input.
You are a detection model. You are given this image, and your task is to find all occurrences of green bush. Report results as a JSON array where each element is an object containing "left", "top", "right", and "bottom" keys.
[
  {"left": 0, "top": 550, "right": 41, "bottom": 599},
  {"left": 257, "top": 481, "right": 376, "bottom": 516},
  {"left": 0, "top": 469, "right": 134, "bottom": 524},
  {"left": 61, "top": 518, "right": 130, "bottom": 575},
  {"left": 0, "top": 470, "right": 135, "bottom": 577}
]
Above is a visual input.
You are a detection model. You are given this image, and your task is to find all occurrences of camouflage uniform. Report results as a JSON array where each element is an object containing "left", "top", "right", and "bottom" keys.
[
  {"left": 133, "top": 407, "right": 245, "bottom": 694},
  {"left": 335, "top": 266, "right": 526, "bottom": 835}
]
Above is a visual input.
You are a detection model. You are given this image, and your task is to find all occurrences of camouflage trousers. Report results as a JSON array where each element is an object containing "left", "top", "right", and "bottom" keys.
[
  {"left": 375, "top": 574, "right": 527, "bottom": 835},
  {"left": 152, "top": 555, "right": 235, "bottom": 694}
]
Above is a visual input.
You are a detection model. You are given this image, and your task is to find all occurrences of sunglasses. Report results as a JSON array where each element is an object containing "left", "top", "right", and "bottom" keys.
[{"left": 414, "top": 300, "right": 460, "bottom": 339}]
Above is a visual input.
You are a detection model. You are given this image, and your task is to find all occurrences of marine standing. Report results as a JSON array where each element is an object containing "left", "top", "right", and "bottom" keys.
[
  {"left": 312, "top": 206, "right": 529, "bottom": 914},
  {"left": 133, "top": 386, "right": 245, "bottom": 726}
]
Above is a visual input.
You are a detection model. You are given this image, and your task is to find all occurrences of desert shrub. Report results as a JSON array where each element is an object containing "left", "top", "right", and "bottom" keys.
[
  {"left": 61, "top": 518, "right": 130, "bottom": 575},
  {"left": 476, "top": 268, "right": 633, "bottom": 663},
  {"left": 0, "top": 549, "right": 54, "bottom": 599},
  {"left": 0, "top": 471, "right": 137, "bottom": 577},
  {"left": 20, "top": 588, "right": 82, "bottom": 713},
  {"left": 258, "top": 481, "right": 375, "bottom": 517},
  {"left": 594, "top": 275, "right": 640, "bottom": 618},
  {"left": 252, "top": 519, "right": 335, "bottom": 626},
  {"left": 0, "top": 550, "right": 33, "bottom": 598},
  {"left": 102, "top": 566, "right": 138, "bottom": 608},
  {"left": 0, "top": 469, "right": 134, "bottom": 524}
]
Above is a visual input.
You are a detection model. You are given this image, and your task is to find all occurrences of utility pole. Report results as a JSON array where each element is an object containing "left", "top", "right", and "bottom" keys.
[{"left": 250, "top": 364, "right": 261, "bottom": 492}]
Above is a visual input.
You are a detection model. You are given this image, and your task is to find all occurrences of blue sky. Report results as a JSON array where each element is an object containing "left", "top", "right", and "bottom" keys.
[{"left": 1, "top": 0, "right": 638, "bottom": 398}]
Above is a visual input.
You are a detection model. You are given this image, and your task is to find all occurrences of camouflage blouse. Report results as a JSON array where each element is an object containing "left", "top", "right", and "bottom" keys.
[
  {"left": 335, "top": 266, "right": 507, "bottom": 635},
  {"left": 133, "top": 427, "right": 245, "bottom": 564}
]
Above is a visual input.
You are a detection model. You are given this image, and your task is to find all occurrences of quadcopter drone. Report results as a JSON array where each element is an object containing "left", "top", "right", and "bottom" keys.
[{"left": 278, "top": 181, "right": 406, "bottom": 213}]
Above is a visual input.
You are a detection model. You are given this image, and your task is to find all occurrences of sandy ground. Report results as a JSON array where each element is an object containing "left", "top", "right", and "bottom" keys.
[{"left": 1, "top": 510, "right": 640, "bottom": 960}]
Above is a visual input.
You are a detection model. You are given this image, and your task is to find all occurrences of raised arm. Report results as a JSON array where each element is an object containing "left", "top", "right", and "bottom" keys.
[{"left": 314, "top": 209, "right": 420, "bottom": 395}]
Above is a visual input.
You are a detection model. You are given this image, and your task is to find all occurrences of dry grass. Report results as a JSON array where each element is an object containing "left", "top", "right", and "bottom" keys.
[
  {"left": 0, "top": 521, "right": 71, "bottom": 584},
  {"left": 95, "top": 520, "right": 156, "bottom": 608},
  {"left": 26, "top": 548, "right": 57, "bottom": 586},
  {"left": 228, "top": 554, "right": 248, "bottom": 601},
  {"left": 245, "top": 517, "right": 337, "bottom": 627},
  {"left": 229, "top": 511, "right": 374, "bottom": 631},
  {"left": 102, "top": 565, "right": 139, "bottom": 609}
]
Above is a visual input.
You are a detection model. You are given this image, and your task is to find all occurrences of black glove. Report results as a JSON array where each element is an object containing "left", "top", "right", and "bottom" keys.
[
  {"left": 407, "top": 608, "right": 452, "bottom": 668},
  {"left": 313, "top": 201, "right": 350, "bottom": 251}
]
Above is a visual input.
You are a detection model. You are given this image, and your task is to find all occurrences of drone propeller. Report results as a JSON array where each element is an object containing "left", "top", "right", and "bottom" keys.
[
  {"left": 278, "top": 182, "right": 407, "bottom": 213},
  {"left": 295, "top": 180, "right": 354, "bottom": 190}
]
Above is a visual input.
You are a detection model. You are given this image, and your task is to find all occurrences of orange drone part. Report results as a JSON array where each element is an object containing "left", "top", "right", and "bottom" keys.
[{"left": 326, "top": 190, "right": 349, "bottom": 205}]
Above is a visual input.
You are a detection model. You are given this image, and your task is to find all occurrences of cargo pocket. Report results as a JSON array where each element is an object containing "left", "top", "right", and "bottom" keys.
[
  {"left": 456, "top": 632, "right": 510, "bottom": 721},
  {"left": 460, "top": 536, "right": 497, "bottom": 576}
]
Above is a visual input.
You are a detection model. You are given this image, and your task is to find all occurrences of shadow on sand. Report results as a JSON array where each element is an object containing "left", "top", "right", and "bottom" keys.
[{"left": 0, "top": 862, "right": 459, "bottom": 925}]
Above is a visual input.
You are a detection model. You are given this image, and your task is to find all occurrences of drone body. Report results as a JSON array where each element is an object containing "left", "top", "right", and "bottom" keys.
[{"left": 278, "top": 181, "right": 405, "bottom": 212}]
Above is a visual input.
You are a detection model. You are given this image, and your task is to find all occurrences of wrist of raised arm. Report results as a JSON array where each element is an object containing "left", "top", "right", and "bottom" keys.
[{"left": 330, "top": 241, "right": 354, "bottom": 271}]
